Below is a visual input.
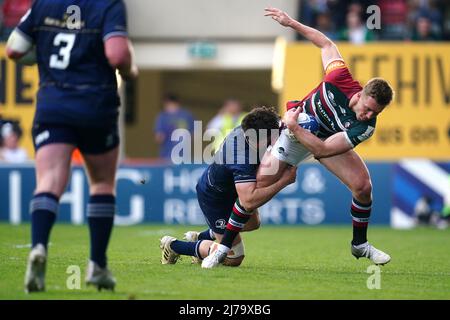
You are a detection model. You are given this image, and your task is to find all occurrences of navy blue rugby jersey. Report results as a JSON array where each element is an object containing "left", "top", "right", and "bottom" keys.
[
  {"left": 16, "top": 0, "right": 128, "bottom": 126},
  {"left": 197, "top": 126, "right": 262, "bottom": 202}
]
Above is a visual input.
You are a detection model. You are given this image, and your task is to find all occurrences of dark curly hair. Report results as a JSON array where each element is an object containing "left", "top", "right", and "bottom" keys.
[{"left": 241, "top": 106, "right": 280, "bottom": 145}]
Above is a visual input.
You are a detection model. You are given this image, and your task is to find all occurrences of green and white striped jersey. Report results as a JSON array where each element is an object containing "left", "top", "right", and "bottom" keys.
[{"left": 287, "top": 60, "right": 376, "bottom": 148}]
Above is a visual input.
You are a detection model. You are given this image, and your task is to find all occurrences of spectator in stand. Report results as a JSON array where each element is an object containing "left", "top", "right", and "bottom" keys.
[
  {"left": 407, "top": 0, "right": 443, "bottom": 41},
  {"left": 299, "top": 0, "right": 329, "bottom": 28},
  {"left": 377, "top": 0, "right": 409, "bottom": 40},
  {"left": 206, "top": 98, "right": 247, "bottom": 154},
  {"left": 411, "top": 13, "right": 442, "bottom": 40},
  {"left": 1, "top": 0, "right": 32, "bottom": 40},
  {"left": 0, "top": 121, "right": 28, "bottom": 163},
  {"left": 338, "top": 7, "right": 375, "bottom": 44},
  {"left": 154, "top": 93, "right": 195, "bottom": 161},
  {"left": 315, "top": 12, "right": 338, "bottom": 41}
]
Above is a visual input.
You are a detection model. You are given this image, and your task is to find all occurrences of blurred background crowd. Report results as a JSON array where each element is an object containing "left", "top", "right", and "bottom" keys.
[
  {"left": 298, "top": 0, "right": 450, "bottom": 42},
  {"left": 1, "top": 0, "right": 449, "bottom": 43}
]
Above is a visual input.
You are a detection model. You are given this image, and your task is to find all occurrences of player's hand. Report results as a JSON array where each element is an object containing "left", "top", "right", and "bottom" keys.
[
  {"left": 283, "top": 108, "right": 302, "bottom": 131},
  {"left": 280, "top": 165, "right": 297, "bottom": 186},
  {"left": 264, "top": 7, "right": 294, "bottom": 27},
  {"left": 129, "top": 64, "right": 139, "bottom": 79},
  {"left": 120, "top": 64, "right": 139, "bottom": 81}
]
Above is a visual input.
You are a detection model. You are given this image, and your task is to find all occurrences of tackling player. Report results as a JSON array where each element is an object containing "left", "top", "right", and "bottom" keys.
[
  {"left": 6, "top": 0, "right": 137, "bottom": 292},
  {"left": 202, "top": 7, "right": 394, "bottom": 268},
  {"left": 160, "top": 107, "right": 297, "bottom": 267}
]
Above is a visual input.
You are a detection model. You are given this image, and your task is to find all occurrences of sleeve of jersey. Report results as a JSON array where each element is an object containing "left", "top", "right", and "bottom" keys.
[
  {"left": 102, "top": 0, "right": 128, "bottom": 41},
  {"left": 345, "top": 119, "right": 376, "bottom": 148},
  {"left": 324, "top": 60, "right": 362, "bottom": 99},
  {"left": 16, "top": 7, "right": 35, "bottom": 42},
  {"left": 232, "top": 165, "right": 257, "bottom": 184}
]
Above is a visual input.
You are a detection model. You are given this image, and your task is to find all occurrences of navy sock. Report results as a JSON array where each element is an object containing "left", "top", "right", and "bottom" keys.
[
  {"left": 171, "top": 240, "right": 203, "bottom": 259},
  {"left": 30, "top": 193, "right": 59, "bottom": 250},
  {"left": 198, "top": 229, "right": 215, "bottom": 241},
  {"left": 87, "top": 194, "right": 116, "bottom": 268}
]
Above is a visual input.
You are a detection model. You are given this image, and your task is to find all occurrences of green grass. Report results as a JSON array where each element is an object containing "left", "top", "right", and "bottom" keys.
[{"left": 0, "top": 223, "right": 449, "bottom": 300}]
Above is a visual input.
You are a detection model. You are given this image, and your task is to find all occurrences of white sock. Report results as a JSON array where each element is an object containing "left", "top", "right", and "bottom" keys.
[
  {"left": 217, "top": 244, "right": 230, "bottom": 255},
  {"left": 354, "top": 242, "right": 368, "bottom": 249}
]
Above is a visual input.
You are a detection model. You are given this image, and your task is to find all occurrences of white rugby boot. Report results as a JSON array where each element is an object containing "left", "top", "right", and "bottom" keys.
[
  {"left": 160, "top": 236, "right": 180, "bottom": 265},
  {"left": 24, "top": 244, "right": 47, "bottom": 293},
  {"left": 85, "top": 260, "right": 116, "bottom": 291},
  {"left": 351, "top": 242, "right": 391, "bottom": 265},
  {"left": 183, "top": 231, "right": 199, "bottom": 242},
  {"left": 183, "top": 231, "right": 201, "bottom": 264},
  {"left": 201, "top": 249, "right": 226, "bottom": 269}
]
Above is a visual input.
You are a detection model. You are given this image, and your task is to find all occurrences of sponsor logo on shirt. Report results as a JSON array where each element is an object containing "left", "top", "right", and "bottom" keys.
[
  {"left": 316, "top": 99, "right": 336, "bottom": 131},
  {"left": 327, "top": 90, "right": 346, "bottom": 115},
  {"left": 357, "top": 126, "right": 375, "bottom": 142},
  {"left": 325, "top": 60, "right": 346, "bottom": 74},
  {"left": 327, "top": 91, "right": 337, "bottom": 107}
]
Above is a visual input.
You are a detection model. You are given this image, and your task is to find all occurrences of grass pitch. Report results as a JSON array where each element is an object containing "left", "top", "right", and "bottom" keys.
[{"left": 0, "top": 223, "right": 449, "bottom": 300}]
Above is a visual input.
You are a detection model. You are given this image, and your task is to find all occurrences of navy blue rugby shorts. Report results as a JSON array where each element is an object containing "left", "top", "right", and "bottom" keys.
[
  {"left": 32, "top": 122, "right": 120, "bottom": 154},
  {"left": 196, "top": 183, "right": 236, "bottom": 235}
]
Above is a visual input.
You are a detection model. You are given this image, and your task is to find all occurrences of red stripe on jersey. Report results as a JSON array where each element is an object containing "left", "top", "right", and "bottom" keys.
[
  {"left": 286, "top": 100, "right": 303, "bottom": 111},
  {"left": 324, "top": 64, "right": 363, "bottom": 100}
]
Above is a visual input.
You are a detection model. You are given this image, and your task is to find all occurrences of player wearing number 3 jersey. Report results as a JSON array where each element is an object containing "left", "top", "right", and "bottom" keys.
[{"left": 6, "top": 0, "right": 137, "bottom": 292}]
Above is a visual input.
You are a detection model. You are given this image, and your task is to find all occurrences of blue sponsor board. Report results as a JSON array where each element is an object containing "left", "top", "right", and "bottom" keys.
[
  {"left": 391, "top": 160, "right": 450, "bottom": 228},
  {"left": 0, "top": 163, "right": 392, "bottom": 225}
]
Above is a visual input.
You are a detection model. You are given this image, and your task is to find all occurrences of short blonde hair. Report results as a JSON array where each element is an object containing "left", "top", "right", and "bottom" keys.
[{"left": 363, "top": 78, "right": 394, "bottom": 107}]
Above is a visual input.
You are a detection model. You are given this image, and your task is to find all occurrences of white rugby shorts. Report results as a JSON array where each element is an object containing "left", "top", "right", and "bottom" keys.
[{"left": 270, "top": 128, "right": 313, "bottom": 166}]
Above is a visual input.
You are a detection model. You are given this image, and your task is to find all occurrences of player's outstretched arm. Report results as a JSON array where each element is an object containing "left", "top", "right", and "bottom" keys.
[
  {"left": 235, "top": 166, "right": 296, "bottom": 212},
  {"left": 264, "top": 7, "right": 343, "bottom": 70},
  {"left": 105, "top": 37, "right": 138, "bottom": 80},
  {"left": 283, "top": 108, "right": 352, "bottom": 159}
]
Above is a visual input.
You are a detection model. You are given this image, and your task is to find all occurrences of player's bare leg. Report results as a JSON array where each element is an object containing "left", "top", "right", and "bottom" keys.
[
  {"left": 242, "top": 210, "right": 261, "bottom": 232},
  {"left": 34, "top": 144, "right": 75, "bottom": 196},
  {"left": 83, "top": 147, "right": 119, "bottom": 291},
  {"left": 26, "top": 143, "right": 75, "bottom": 293},
  {"left": 319, "top": 150, "right": 391, "bottom": 265}
]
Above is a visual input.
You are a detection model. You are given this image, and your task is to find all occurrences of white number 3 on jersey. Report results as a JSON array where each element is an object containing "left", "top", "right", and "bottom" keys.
[{"left": 49, "top": 33, "right": 76, "bottom": 70}]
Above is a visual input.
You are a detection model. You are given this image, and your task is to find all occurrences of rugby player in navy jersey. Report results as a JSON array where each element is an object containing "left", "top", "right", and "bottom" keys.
[
  {"left": 202, "top": 7, "right": 394, "bottom": 268},
  {"left": 6, "top": 0, "right": 137, "bottom": 292},
  {"left": 159, "top": 107, "right": 297, "bottom": 267}
]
